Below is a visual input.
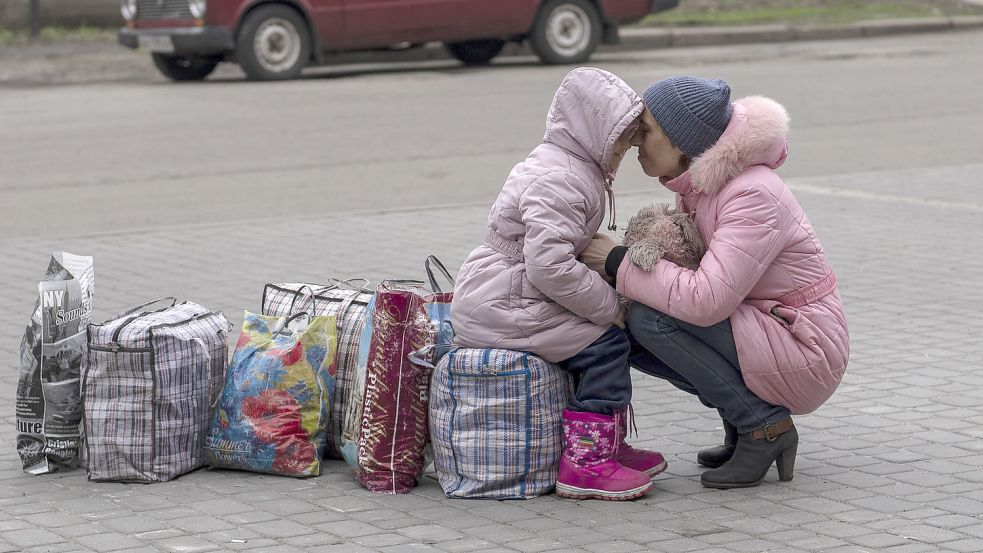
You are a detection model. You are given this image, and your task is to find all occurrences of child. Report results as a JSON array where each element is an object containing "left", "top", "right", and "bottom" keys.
[{"left": 451, "top": 67, "right": 665, "bottom": 501}]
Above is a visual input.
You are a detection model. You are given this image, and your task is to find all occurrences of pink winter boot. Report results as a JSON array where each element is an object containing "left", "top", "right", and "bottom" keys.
[
  {"left": 555, "top": 409, "right": 655, "bottom": 501},
  {"left": 615, "top": 406, "right": 668, "bottom": 478}
]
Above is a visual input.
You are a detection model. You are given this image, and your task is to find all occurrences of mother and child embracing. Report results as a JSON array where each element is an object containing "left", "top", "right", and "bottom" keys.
[{"left": 449, "top": 67, "right": 850, "bottom": 501}]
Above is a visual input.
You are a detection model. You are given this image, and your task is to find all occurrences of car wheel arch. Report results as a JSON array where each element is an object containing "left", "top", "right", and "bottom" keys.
[
  {"left": 528, "top": 0, "right": 604, "bottom": 64},
  {"left": 530, "top": 0, "right": 610, "bottom": 33}
]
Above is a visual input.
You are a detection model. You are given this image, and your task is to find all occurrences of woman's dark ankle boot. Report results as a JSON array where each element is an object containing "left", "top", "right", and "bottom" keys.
[
  {"left": 701, "top": 418, "right": 797, "bottom": 489},
  {"left": 696, "top": 420, "right": 737, "bottom": 468}
]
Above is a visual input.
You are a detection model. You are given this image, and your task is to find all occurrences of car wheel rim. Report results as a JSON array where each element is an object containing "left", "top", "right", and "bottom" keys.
[
  {"left": 254, "top": 17, "right": 301, "bottom": 73},
  {"left": 545, "top": 4, "right": 591, "bottom": 58}
]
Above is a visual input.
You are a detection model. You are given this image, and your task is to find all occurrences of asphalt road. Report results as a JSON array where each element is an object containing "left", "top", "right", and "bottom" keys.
[{"left": 1, "top": 29, "right": 982, "bottom": 239}]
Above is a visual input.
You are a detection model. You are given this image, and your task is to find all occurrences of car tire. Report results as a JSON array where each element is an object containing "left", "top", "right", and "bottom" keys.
[
  {"left": 445, "top": 39, "right": 506, "bottom": 66},
  {"left": 236, "top": 5, "right": 312, "bottom": 81},
  {"left": 152, "top": 54, "right": 219, "bottom": 81},
  {"left": 529, "top": 0, "right": 601, "bottom": 65}
]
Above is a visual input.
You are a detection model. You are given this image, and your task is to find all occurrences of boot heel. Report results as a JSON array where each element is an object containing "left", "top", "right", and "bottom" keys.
[{"left": 776, "top": 444, "right": 797, "bottom": 482}]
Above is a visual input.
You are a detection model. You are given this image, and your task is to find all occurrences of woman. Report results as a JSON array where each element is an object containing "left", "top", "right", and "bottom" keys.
[{"left": 581, "top": 76, "right": 849, "bottom": 489}]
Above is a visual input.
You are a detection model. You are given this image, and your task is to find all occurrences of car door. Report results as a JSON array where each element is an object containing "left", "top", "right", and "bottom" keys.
[
  {"left": 454, "top": 0, "right": 537, "bottom": 38},
  {"left": 340, "top": 0, "right": 464, "bottom": 49},
  {"left": 306, "top": 0, "right": 346, "bottom": 50}
]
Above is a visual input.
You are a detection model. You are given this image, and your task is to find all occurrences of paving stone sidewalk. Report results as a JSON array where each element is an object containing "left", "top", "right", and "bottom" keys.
[{"left": 1, "top": 165, "right": 981, "bottom": 553}]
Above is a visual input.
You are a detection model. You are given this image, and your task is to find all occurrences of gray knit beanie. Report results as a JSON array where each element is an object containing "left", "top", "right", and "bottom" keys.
[{"left": 643, "top": 76, "right": 733, "bottom": 159}]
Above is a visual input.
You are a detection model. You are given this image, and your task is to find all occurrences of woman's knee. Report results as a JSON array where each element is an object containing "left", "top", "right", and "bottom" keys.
[{"left": 627, "top": 302, "right": 680, "bottom": 336}]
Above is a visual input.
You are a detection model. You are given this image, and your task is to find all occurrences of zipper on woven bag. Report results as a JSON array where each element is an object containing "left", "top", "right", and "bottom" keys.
[
  {"left": 89, "top": 344, "right": 152, "bottom": 353},
  {"left": 102, "top": 298, "right": 180, "bottom": 350},
  {"left": 104, "top": 313, "right": 144, "bottom": 351}
]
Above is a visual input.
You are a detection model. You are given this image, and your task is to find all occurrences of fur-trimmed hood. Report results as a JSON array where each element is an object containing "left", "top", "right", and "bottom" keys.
[{"left": 686, "top": 96, "right": 790, "bottom": 196}]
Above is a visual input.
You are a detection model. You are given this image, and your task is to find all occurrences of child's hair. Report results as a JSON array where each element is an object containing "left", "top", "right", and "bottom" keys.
[{"left": 679, "top": 154, "right": 691, "bottom": 172}]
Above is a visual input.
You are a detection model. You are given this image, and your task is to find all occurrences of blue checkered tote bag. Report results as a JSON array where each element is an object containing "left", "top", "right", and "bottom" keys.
[{"left": 429, "top": 348, "right": 571, "bottom": 499}]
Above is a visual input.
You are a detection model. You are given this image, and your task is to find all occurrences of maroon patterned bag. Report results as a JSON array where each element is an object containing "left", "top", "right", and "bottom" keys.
[{"left": 350, "top": 258, "right": 453, "bottom": 494}]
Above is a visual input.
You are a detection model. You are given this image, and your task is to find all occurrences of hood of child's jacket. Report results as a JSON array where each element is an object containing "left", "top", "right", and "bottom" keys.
[{"left": 543, "top": 67, "right": 643, "bottom": 180}]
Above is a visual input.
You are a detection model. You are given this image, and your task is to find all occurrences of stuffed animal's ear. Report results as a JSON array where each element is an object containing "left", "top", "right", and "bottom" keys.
[
  {"left": 628, "top": 240, "right": 665, "bottom": 272},
  {"left": 655, "top": 203, "right": 675, "bottom": 217},
  {"left": 623, "top": 205, "right": 657, "bottom": 247}
]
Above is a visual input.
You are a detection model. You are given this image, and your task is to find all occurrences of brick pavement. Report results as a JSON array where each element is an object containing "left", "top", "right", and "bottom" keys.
[{"left": 1, "top": 164, "right": 981, "bottom": 552}]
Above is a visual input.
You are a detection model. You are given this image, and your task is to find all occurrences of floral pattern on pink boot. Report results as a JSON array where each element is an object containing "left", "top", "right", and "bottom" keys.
[
  {"left": 562, "top": 416, "right": 612, "bottom": 466},
  {"left": 555, "top": 409, "right": 654, "bottom": 501}
]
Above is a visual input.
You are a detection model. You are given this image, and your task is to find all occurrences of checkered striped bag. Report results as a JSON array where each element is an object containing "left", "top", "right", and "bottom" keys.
[
  {"left": 262, "top": 281, "right": 371, "bottom": 459},
  {"left": 84, "top": 298, "right": 231, "bottom": 483},
  {"left": 429, "top": 348, "right": 571, "bottom": 499}
]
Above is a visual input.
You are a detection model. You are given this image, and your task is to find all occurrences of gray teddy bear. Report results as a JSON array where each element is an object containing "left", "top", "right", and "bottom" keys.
[{"left": 623, "top": 204, "right": 706, "bottom": 271}]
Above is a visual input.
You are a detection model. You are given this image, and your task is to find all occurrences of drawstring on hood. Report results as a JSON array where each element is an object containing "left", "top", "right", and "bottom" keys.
[
  {"left": 601, "top": 117, "right": 638, "bottom": 232},
  {"left": 605, "top": 179, "right": 617, "bottom": 231}
]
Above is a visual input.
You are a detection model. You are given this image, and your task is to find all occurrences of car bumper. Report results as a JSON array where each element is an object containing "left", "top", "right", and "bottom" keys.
[{"left": 118, "top": 26, "right": 235, "bottom": 56}]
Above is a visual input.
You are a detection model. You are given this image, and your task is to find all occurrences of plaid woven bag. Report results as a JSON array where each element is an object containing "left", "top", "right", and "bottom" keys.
[
  {"left": 261, "top": 281, "right": 371, "bottom": 459},
  {"left": 429, "top": 348, "right": 571, "bottom": 499},
  {"left": 84, "top": 298, "right": 231, "bottom": 483}
]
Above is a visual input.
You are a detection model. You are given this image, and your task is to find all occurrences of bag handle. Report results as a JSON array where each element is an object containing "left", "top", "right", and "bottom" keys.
[
  {"left": 425, "top": 256, "right": 455, "bottom": 293},
  {"left": 286, "top": 280, "right": 371, "bottom": 316},
  {"left": 407, "top": 344, "right": 437, "bottom": 371},
  {"left": 286, "top": 285, "right": 321, "bottom": 317},
  {"left": 326, "top": 278, "right": 371, "bottom": 292},
  {"left": 208, "top": 329, "right": 234, "bottom": 410},
  {"left": 189, "top": 338, "right": 216, "bottom": 409},
  {"left": 334, "top": 291, "right": 363, "bottom": 335},
  {"left": 116, "top": 297, "right": 177, "bottom": 319},
  {"left": 380, "top": 279, "right": 426, "bottom": 292},
  {"left": 272, "top": 311, "right": 311, "bottom": 337}
]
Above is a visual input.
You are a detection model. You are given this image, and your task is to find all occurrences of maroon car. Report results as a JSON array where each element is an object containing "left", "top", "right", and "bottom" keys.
[{"left": 119, "top": 0, "right": 678, "bottom": 81}]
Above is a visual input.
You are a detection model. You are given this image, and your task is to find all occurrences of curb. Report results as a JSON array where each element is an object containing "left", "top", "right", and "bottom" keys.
[
  {"left": 611, "top": 15, "right": 983, "bottom": 51},
  {"left": 320, "top": 15, "right": 983, "bottom": 66}
]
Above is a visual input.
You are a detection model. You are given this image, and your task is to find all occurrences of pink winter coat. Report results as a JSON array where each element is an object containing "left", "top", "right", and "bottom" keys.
[
  {"left": 452, "top": 67, "right": 643, "bottom": 362},
  {"left": 616, "top": 96, "right": 850, "bottom": 414}
]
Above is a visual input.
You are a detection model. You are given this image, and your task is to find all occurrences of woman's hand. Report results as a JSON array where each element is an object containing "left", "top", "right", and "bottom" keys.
[
  {"left": 579, "top": 233, "right": 618, "bottom": 284},
  {"left": 612, "top": 300, "right": 628, "bottom": 329}
]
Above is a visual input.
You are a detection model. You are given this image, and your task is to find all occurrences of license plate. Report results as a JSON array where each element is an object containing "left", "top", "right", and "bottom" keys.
[{"left": 138, "top": 35, "right": 174, "bottom": 53}]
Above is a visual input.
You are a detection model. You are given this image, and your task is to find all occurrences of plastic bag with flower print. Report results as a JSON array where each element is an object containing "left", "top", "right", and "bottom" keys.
[{"left": 204, "top": 311, "right": 336, "bottom": 477}]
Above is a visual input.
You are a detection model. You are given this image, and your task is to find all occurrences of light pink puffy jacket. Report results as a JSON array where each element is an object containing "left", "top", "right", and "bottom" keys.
[
  {"left": 452, "top": 67, "right": 643, "bottom": 362},
  {"left": 617, "top": 97, "right": 850, "bottom": 414}
]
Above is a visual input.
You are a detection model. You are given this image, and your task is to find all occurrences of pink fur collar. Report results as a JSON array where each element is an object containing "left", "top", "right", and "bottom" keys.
[{"left": 689, "top": 96, "right": 790, "bottom": 196}]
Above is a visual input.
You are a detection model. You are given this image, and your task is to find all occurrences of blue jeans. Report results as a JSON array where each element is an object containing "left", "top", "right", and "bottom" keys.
[
  {"left": 626, "top": 303, "right": 789, "bottom": 433},
  {"left": 558, "top": 326, "right": 631, "bottom": 415}
]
